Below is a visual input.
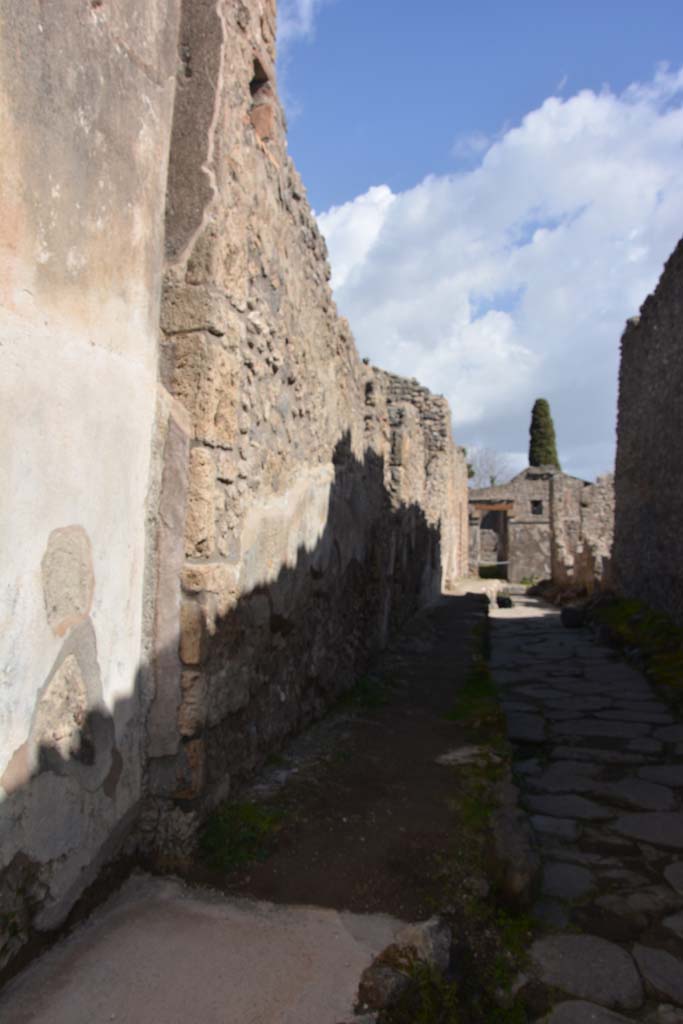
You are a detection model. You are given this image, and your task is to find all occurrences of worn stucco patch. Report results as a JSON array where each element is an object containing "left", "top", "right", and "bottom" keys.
[
  {"left": 32, "top": 653, "right": 89, "bottom": 762},
  {"left": 41, "top": 525, "right": 94, "bottom": 636}
]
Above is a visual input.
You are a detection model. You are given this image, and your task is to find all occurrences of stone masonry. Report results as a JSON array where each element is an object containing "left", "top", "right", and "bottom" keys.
[
  {"left": 0, "top": 0, "right": 469, "bottom": 972},
  {"left": 469, "top": 466, "right": 614, "bottom": 590},
  {"left": 613, "top": 237, "right": 683, "bottom": 624},
  {"left": 147, "top": 0, "right": 469, "bottom": 827}
]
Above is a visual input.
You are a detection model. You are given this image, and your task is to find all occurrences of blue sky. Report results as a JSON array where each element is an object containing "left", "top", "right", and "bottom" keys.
[{"left": 278, "top": 0, "right": 683, "bottom": 480}]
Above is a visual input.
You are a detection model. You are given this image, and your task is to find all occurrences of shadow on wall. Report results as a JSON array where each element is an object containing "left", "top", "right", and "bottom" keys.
[{"left": 0, "top": 432, "right": 444, "bottom": 983}]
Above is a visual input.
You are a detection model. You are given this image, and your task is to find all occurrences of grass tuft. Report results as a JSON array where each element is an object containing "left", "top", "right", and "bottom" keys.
[
  {"left": 594, "top": 598, "right": 683, "bottom": 707},
  {"left": 199, "top": 801, "right": 282, "bottom": 871}
]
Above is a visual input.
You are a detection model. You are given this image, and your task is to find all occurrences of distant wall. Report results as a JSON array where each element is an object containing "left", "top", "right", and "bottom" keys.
[
  {"left": 470, "top": 468, "right": 554, "bottom": 583},
  {"left": 0, "top": 0, "right": 181, "bottom": 966},
  {"left": 613, "top": 238, "right": 683, "bottom": 623},
  {"left": 551, "top": 474, "right": 614, "bottom": 593},
  {"left": 470, "top": 466, "right": 614, "bottom": 589}
]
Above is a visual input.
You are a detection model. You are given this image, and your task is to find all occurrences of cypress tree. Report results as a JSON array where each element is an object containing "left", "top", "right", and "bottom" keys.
[{"left": 528, "top": 398, "right": 561, "bottom": 469}]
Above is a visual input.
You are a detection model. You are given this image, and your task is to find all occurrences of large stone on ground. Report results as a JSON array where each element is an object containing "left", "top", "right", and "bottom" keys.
[
  {"left": 633, "top": 945, "right": 683, "bottom": 1006},
  {"left": 507, "top": 713, "right": 546, "bottom": 743},
  {"left": 554, "top": 720, "right": 652, "bottom": 739},
  {"left": 526, "top": 794, "right": 615, "bottom": 820},
  {"left": 544, "top": 696, "right": 613, "bottom": 711},
  {"left": 543, "top": 1001, "right": 633, "bottom": 1023},
  {"left": 638, "top": 765, "right": 683, "bottom": 787},
  {"left": 357, "top": 964, "right": 410, "bottom": 1011},
  {"left": 588, "top": 778, "right": 676, "bottom": 812},
  {"left": 529, "top": 934, "right": 643, "bottom": 1009},
  {"left": 655, "top": 726, "right": 683, "bottom": 743},
  {"left": 614, "top": 813, "right": 683, "bottom": 850},
  {"left": 530, "top": 815, "right": 580, "bottom": 840},
  {"left": 542, "top": 862, "right": 595, "bottom": 901},
  {"left": 529, "top": 764, "right": 599, "bottom": 795},
  {"left": 664, "top": 862, "right": 683, "bottom": 894},
  {"left": 491, "top": 779, "right": 541, "bottom": 908},
  {"left": 663, "top": 911, "right": 683, "bottom": 939},
  {"left": 597, "top": 886, "right": 683, "bottom": 920},
  {"left": 595, "top": 710, "right": 674, "bottom": 725},
  {"left": 551, "top": 746, "right": 650, "bottom": 765},
  {"left": 629, "top": 739, "right": 664, "bottom": 754},
  {"left": 394, "top": 917, "right": 451, "bottom": 972}
]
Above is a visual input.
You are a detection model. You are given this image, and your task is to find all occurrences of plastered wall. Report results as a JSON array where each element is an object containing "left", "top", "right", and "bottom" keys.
[
  {"left": 0, "top": 0, "right": 469, "bottom": 972},
  {"left": 0, "top": 0, "right": 181, "bottom": 968}
]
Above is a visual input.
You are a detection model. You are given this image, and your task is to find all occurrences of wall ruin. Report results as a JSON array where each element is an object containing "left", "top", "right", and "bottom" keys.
[
  {"left": 551, "top": 473, "right": 614, "bottom": 594},
  {"left": 613, "top": 238, "right": 683, "bottom": 623},
  {"left": 147, "top": 0, "right": 468, "bottom": 829},
  {"left": 0, "top": 0, "right": 469, "bottom": 972},
  {"left": 469, "top": 467, "right": 614, "bottom": 590}
]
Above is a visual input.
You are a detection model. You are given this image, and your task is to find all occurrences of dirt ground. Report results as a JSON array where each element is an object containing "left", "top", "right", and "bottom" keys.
[{"left": 186, "top": 593, "right": 486, "bottom": 922}]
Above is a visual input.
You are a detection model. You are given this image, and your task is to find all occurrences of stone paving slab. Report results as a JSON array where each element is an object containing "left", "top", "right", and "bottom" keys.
[
  {"left": 0, "top": 875, "right": 405, "bottom": 1024},
  {"left": 491, "top": 597, "right": 683, "bottom": 1018},
  {"left": 529, "top": 934, "right": 644, "bottom": 1009},
  {"left": 633, "top": 945, "right": 683, "bottom": 1005},
  {"left": 542, "top": 1002, "right": 634, "bottom": 1023},
  {"left": 614, "top": 813, "right": 683, "bottom": 849},
  {"left": 664, "top": 863, "right": 683, "bottom": 894}
]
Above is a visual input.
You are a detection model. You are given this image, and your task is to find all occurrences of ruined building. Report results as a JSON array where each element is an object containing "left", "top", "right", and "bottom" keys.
[
  {"left": 0, "top": 0, "right": 469, "bottom": 971},
  {"left": 469, "top": 466, "right": 614, "bottom": 589},
  {"left": 613, "top": 237, "right": 683, "bottom": 624}
]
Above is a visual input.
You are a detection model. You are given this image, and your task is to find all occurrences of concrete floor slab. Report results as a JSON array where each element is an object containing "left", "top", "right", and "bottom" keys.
[{"left": 0, "top": 875, "right": 405, "bottom": 1024}]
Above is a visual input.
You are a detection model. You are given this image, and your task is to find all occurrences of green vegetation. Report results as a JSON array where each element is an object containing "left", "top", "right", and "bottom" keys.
[
  {"left": 340, "top": 672, "right": 392, "bottom": 709},
  {"left": 199, "top": 801, "right": 282, "bottom": 871},
  {"left": 593, "top": 597, "right": 683, "bottom": 707},
  {"left": 418, "top": 617, "right": 533, "bottom": 1022},
  {"left": 528, "top": 398, "right": 561, "bottom": 469},
  {"left": 387, "top": 961, "right": 461, "bottom": 1024},
  {"left": 446, "top": 626, "right": 505, "bottom": 743},
  {"left": 446, "top": 662, "right": 505, "bottom": 739}
]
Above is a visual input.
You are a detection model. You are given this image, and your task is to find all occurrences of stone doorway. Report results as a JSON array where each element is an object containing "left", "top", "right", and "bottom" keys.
[{"left": 470, "top": 501, "right": 512, "bottom": 580}]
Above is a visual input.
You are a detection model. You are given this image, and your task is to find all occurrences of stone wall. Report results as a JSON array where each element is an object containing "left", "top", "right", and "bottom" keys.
[
  {"left": 470, "top": 466, "right": 614, "bottom": 589},
  {"left": 470, "top": 468, "right": 555, "bottom": 583},
  {"left": 551, "top": 474, "right": 614, "bottom": 593},
  {"left": 613, "top": 238, "right": 683, "bottom": 623},
  {"left": 0, "top": 0, "right": 469, "bottom": 970},
  {"left": 147, "top": 1, "right": 469, "bottom": 827}
]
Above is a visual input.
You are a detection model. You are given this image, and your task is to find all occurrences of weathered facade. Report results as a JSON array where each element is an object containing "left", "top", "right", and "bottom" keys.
[
  {"left": 0, "top": 0, "right": 468, "bottom": 971},
  {"left": 469, "top": 467, "right": 614, "bottom": 589},
  {"left": 0, "top": 0, "right": 182, "bottom": 965},
  {"left": 613, "top": 237, "right": 683, "bottom": 623}
]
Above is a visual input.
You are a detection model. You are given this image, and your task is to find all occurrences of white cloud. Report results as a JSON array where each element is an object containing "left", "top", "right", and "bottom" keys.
[
  {"left": 278, "top": 0, "right": 327, "bottom": 45},
  {"left": 317, "top": 67, "right": 683, "bottom": 480}
]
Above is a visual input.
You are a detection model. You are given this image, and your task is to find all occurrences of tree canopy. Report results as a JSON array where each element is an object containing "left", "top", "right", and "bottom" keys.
[{"left": 528, "top": 398, "right": 561, "bottom": 469}]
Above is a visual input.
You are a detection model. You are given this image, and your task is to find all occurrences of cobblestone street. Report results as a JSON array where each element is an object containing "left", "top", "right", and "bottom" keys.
[{"left": 492, "top": 597, "right": 683, "bottom": 1022}]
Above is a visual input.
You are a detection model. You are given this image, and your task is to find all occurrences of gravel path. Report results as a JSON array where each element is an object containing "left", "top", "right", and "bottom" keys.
[{"left": 491, "top": 596, "right": 683, "bottom": 1023}]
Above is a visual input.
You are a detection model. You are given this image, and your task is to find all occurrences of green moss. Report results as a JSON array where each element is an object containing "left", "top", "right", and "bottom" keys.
[
  {"left": 340, "top": 673, "right": 392, "bottom": 710},
  {"left": 199, "top": 801, "right": 282, "bottom": 871},
  {"left": 446, "top": 660, "right": 504, "bottom": 738},
  {"left": 594, "top": 598, "right": 683, "bottom": 706},
  {"left": 425, "top": 615, "right": 533, "bottom": 1023},
  {"left": 384, "top": 962, "right": 460, "bottom": 1024}
]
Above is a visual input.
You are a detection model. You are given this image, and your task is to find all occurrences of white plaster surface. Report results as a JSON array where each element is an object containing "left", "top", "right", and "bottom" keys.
[
  {"left": 0, "top": 315, "right": 157, "bottom": 772},
  {"left": 0, "top": 874, "right": 405, "bottom": 1024}
]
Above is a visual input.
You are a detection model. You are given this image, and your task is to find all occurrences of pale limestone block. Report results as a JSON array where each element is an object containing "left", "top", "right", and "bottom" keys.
[{"left": 185, "top": 448, "right": 216, "bottom": 557}]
